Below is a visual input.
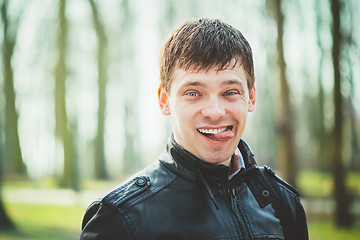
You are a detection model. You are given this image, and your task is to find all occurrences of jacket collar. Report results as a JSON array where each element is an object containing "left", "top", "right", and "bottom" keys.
[
  {"left": 158, "top": 135, "right": 280, "bottom": 210},
  {"left": 159, "top": 135, "right": 258, "bottom": 185}
]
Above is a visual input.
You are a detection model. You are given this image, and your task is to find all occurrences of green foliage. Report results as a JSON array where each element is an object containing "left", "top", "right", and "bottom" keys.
[
  {"left": 309, "top": 219, "right": 360, "bottom": 240},
  {"left": 297, "top": 170, "right": 333, "bottom": 197},
  {"left": 297, "top": 170, "right": 360, "bottom": 198},
  {"left": 348, "top": 173, "right": 360, "bottom": 196}
]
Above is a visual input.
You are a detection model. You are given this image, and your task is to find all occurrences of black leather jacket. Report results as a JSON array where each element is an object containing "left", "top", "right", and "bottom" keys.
[{"left": 81, "top": 138, "right": 308, "bottom": 240}]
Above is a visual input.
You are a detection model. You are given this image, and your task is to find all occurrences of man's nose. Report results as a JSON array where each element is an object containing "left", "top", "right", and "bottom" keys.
[{"left": 200, "top": 96, "right": 226, "bottom": 120}]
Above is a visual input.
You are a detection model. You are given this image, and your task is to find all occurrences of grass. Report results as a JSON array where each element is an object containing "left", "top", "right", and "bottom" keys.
[
  {"left": 309, "top": 219, "right": 360, "bottom": 240},
  {"left": 3, "top": 177, "right": 120, "bottom": 191},
  {"left": 0, "top": 203, "right": 83, "bottom": 240}
]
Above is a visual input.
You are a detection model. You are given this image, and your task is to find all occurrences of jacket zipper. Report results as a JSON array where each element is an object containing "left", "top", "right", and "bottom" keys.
[{"left": 229, "top": 188, "right": 251, "bottom": 239}]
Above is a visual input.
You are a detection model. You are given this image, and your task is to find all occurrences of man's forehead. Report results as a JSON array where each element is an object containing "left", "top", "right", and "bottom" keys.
[
  {"left": 177, "top": 58, "right": 243, "bottom": 73},
  {"left": 171, "top": 67, "right": 247, "bottom": 87},
  {"left": 181, "top": 78, "right": 245, "bottom": 86}
]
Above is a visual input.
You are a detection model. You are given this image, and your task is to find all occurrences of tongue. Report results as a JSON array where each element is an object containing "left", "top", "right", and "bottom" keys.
[{"left": 208, "top": 129, "right": 234, "bottom": 141}]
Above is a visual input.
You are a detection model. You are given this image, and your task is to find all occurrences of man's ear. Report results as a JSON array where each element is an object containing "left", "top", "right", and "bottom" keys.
[
  {"left": 158, "top": 85, "right": 171, "bottom": 115},
  {"left": 248, "top": 84, "right": 256, "bottom": 112}
]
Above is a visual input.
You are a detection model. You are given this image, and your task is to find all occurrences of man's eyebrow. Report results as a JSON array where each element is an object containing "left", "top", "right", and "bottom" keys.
[
  {"left": 182, "top": 81, "right": 206, "bottom": 88},
  {"left": 181, "top": 79, "right": 245, "bottom": 88},
  {"left": 221, "top": 79, "right": 245, "bottom": 87}
]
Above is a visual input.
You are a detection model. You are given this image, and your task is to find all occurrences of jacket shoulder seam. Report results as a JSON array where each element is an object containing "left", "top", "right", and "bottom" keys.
[
  {"left": 119, "top": 169, "right": 178, "bottom": 213},
  {"left": 262, "top": 165, "right": 300, "bottom": 197},
  {"left": 102, "top": 165, "right": 178, "bottom": 211},
  {"left": 102, "top": 176, "right": 151, "bottom": 209}
]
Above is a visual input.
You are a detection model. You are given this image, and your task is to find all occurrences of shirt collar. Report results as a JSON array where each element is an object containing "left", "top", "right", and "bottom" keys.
[{"left": 229, "top": 147, "right": 246, "bottom": 180}]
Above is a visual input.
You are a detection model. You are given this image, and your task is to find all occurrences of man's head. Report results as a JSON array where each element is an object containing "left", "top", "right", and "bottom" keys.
[
  {"left": 158, "top": 18, "right": 256, "bottom": 166},
  {"left": 159, "top": 18, "right": 255, "bottom": 93}
]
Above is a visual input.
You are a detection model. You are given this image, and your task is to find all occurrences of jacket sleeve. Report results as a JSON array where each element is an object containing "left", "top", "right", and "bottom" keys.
[
  {"left": 261, "top": 166, "right": 309, "bottom": 240},
  {"left": 295, "top": 197, "right": 309, "bottom": 240},
  {"left": 276, "top": 182, "right": 309, "bottom": 240},
  {"left": 80, "top": 201, "right": 134, "bottom": 240}
]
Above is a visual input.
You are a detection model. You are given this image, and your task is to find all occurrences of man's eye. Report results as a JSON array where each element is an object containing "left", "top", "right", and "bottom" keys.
[
  {"left": 186, "top": 92, "right": 199, "bottom": 97},
  {"left": 224, "top": 91, "right": 237, "bottom": 96}
]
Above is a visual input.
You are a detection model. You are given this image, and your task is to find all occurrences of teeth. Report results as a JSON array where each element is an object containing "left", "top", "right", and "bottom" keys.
[{"left": 198, "top": 127, "right": 227, "bottom": 134}]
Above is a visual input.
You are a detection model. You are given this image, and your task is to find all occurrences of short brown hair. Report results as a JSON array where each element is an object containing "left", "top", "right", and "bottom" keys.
[{"left": 159, "top": 18, "right": 255, "bottom": 92}]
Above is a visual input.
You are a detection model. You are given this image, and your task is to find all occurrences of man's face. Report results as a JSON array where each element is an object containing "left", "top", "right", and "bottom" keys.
[{"left": 158, "top": 64, "right": 256, "bottom": 166}]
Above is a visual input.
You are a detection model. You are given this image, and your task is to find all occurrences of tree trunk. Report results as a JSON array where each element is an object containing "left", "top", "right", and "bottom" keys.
[
  {"left": 55, "top": 0, "right": 78, "bottom": 190},
  {"left": 314, "top": 0, "right": 328, "bottom": 171},
  {"left": 344, "top": 1, "right": 360, "bottom": 171},
  {"left": 272, "top": 0, "right": 297, "bottom": 186},
  {"left": 120, "top": 0, "right": 141, "bottom": 173},
  {"left": 1, "top": 0, "right": 27, "bottom": 176},
  {"left": 0, "top": 99, "right": 15, "bottom": 229},
  {"left": 89, "top": 0, "right": 109, "bottom": 179},
  {"left": 0, "top": 198, "right": 14, "bottom": 230},
  {"left": 122, "top": 104, "right": 140, "bottom": 173},
  {"left": 330, "top": 0, "right": 353, "bottom": 227}
]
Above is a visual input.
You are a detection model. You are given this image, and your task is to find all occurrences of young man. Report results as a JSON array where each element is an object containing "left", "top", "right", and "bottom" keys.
[{"left": 81, "top": 18, "right": 308, "bottom": 240}]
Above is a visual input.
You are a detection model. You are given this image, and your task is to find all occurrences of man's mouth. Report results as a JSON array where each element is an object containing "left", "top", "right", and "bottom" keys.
[{"left": 197, "top": 126, "right": 234, "bottom": 141}]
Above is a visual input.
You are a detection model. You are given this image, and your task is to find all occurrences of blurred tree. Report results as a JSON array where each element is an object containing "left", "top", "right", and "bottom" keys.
[
  {"left": 158, "top": 0, "right": 176, "bottom": 145},
  {"left": 120, "top": 0, "right": 141, "bottom": 173},
  {"left": 0, "top": 197, "right": 13, "bottom": 230},
  {"left": 1, "top": 0, "right": 27, "bottom": 177},
  {"left": 54, "top": 0, "right": 78, "bottom": 190},
  {"left": 314, "top": 0, "right": 330, "bottom": 171},
  {"left": 330, "top": 0, "right": 353, "bottom": 227},
  {"left": 343, "top": 1, "right": 360, "bottom": 170},
  {"left": 256, "top": 4, "right": 277, "bottom": 168},
  {"left": 0, "top": 94, "right": 14, "bottom": 229},
  {"left": 268, "top": 0, "right": 297, "bottom": 186},
  {"left": 89, "top": 0, "right": 109, "bottom": 179},
  {"left": 159, "top": 0, "right": 176, "bottom": 35}
]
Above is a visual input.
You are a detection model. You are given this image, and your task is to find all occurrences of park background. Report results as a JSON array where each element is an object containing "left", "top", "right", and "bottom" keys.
[{"left": 0, "top": 0, "right": 360, "bottom": 239}]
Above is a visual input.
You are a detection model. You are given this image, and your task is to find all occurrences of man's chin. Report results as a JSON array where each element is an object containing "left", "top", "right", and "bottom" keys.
[{"left": 196, "top": 151, "right": 233, "bottom": 166}]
